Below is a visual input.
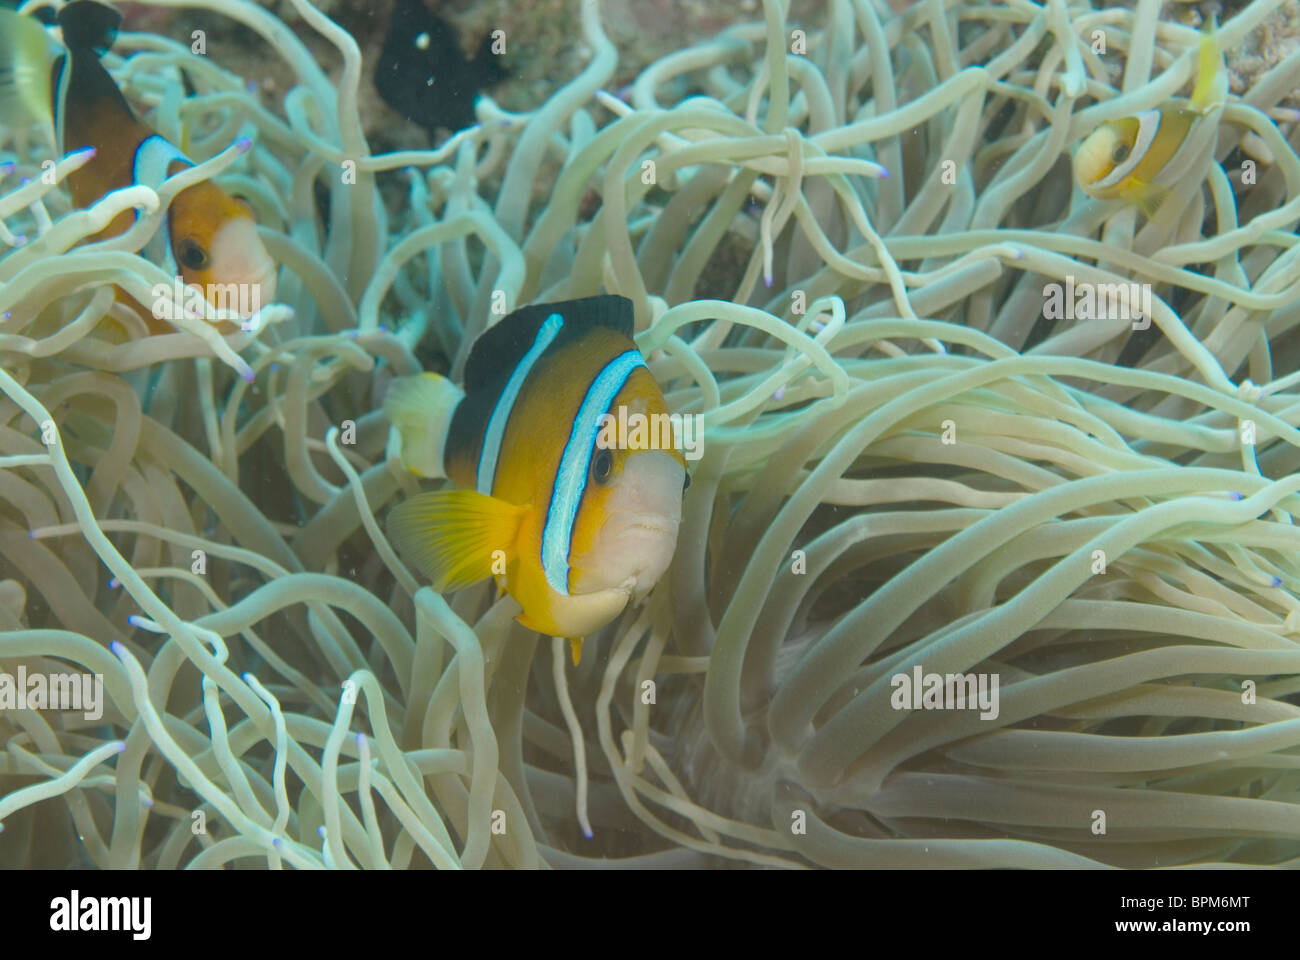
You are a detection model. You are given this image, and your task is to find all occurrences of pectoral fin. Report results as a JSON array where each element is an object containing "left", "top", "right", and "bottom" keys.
[
  {"left": 515, "top": 586, "right": 631, "bottom": 646},
  {"left": 387, "top": 490, "right": 526, "bottom": 591},
  {"left": 1121, "top": 180, "right": 1175, "bottom": 224}
]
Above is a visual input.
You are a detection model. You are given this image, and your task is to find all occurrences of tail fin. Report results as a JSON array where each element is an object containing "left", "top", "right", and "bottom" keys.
[
  {"left": 56, "top": 0, "right": 122, "bottom": 54},
  {"left": 383, "top": 372, "right": 464, "bottom": 479},
  {"left": 1190, "top": 16, "right": 1226, "bottom": 114},
  {"left": 0, "top": 9, "right": 58, "bottom": 147}
]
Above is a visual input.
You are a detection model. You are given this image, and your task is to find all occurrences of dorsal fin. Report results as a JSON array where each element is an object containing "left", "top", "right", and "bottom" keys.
[
  {"left": 463, "top": 295, "right": 634, "bottom": 393},
  {"left": 57, "top": 1, "right": 122, "bottom": 54}
]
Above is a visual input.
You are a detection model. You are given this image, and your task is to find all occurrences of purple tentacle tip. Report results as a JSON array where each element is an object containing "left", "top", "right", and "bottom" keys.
[
  {"left": 1231, "top": 491, "right": 1243, "bottom": 501},
  {"left": 878, "top": 167, "right": 890, "bottom": 178},
  {"left": 79, "top": 146, "right": 97, "bottom": 157},
  {"left": 242, "top": 671, "right": 253, "bottom": 683},
  {"left": 317, "top": 826, "right": 327, "bottom": 838},
  {"left": 28, "top": 529, "right": 35, "bottom": 539},
  {"left": 241, "top": 367, "right": 255, "bottom": 383},
  {"left": 110, "top": 641, "right": 126, "bottom": 656},
  {"left": 108, "top": 577, "right": 120, "bottom": 589},
  {"left": 269, "top": 362, "right": 280, "bottom": 372},
  {"left": 764, "top": 271, "right": 773, "bottom": 287},
  {"left": 142, "top": 796, "right": 154, "bottom": 809},
  {"left": 236, "top": 137, "right": 252, "bottom": 151},
  {"left": 272, "top": 837, "right": 283, "bottom": 848},
  {"left": 1272, "top": 576, "right": 1283, "bottom": 587},
  {"left": 127, "top": 614, "right": 146, "bottom": 628},
  {"left": 773, "top": 386, "right": 785, "bottom": 401},
  {"left": 113, "top": 741, "right": 127, "bottom": 754},
  {"left": 19, "top": 177, "right": 31, "bottom": 186}
]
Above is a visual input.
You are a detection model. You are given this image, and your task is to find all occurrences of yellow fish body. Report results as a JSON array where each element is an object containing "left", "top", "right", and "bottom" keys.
[
  {"left": 385, "top": 296, "right": 688, "bottom": 664},
  {"left": 1075, "top": 20, "right": 1225, "bottom": 221}
]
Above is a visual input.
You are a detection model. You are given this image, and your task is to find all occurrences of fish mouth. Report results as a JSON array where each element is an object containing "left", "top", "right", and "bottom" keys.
[
  {"left": 250, "top": 263, "right": 278, "bottom": 308},
  {"left": 611, "top": 513, "right": 679, "bottom": 539}
]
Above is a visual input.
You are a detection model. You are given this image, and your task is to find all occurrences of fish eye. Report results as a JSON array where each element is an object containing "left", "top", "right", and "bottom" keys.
[
  {"left": 1111, "top": 143, "right": 1131, "bottom": 164},
  {"left": 177, "top": 238, "right": 210, "bottom": 271},
  {"left": 591, "top": 447, "right": 614, "bottom": 485}
]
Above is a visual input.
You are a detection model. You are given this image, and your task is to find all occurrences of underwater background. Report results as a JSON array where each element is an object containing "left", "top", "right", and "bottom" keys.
[{"left": 4, "top": 0, "right": 1300, "bottom": 869}]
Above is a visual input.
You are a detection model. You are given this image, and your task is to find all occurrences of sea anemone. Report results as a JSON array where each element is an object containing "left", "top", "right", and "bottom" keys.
[{"left": 4, "top": 0, "right": 1300, "bottom": 868}]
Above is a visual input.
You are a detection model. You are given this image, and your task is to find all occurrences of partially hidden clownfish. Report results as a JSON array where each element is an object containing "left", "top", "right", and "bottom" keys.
[
  {"left": 0, "top": 0, "right": 276, "bottom": 332},
  {"left": 384, "top": 295, "right": 688, "bottom": 665},
  {"left": 1074, "top": 20, "right": 1227, "bottom": 222}
]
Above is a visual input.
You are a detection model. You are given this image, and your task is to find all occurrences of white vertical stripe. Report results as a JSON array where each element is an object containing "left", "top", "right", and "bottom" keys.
[
  {"left": 476, "top": 312, "right": 563, "bottom": 494},
  {"left": 1093, "top": 109, "right": 1160, "bottom": 190},
  {"left": 133, "top": 135, "right": 192, "bottom": 275},
  {"left": 541, "top": 349, "right": 645, "bottom": 595}
]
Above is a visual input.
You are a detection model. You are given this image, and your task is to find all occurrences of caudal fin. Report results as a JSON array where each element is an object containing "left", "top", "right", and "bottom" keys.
[
  {"left": 0, "top": 9, "right": 58, "bottom": 149},
  {"left": 1190, "top": 16, "right": 1226, "bottom": 114},
  {"left": 383, "top": 372, "right": 464, "bottom": 479}
]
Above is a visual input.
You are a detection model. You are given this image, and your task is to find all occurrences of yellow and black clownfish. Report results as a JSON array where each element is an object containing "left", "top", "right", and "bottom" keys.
[
  {"left": 0, "top": 0, "right": 276, "bottom": 332},
  {"left": 385, "top": 295, "right": 689, "bottom": 665},
  {"left": 1074, "top": 20, "right": 1226, "bottom": 222}
]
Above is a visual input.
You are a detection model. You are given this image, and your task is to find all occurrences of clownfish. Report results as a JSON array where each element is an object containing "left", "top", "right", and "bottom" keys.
[
  {"left": 385, "top": 296, "right": 688, "bottom": 665},
  {"left": 0, "top": 0, "right": 276, "bottom": 331},
  {"left": 1075, "top": 20, "right": 1226, "bottom": 221}
]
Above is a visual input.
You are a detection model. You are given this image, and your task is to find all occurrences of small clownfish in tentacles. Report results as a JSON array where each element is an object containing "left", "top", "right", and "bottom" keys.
[
  {"left": 0, "top": 0, "right": 276, "bottom": 332},
  {"left": 1074, "top": 19, "right": 1227, "bottom": 222},
  {"left": 385, "top": 295, "right": 689, "bottom": 666}
]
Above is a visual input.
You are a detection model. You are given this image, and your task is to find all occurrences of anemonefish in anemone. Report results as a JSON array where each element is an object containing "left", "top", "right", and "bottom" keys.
[
  {"left": 0, "top": 0, "right": 276, "bottom": 332},
  {"left": 1074, "top": 19, "right": 1227, "bottom": 222},
  {"left": 384, "top": 295, "right": 688, "bottom": 666}
]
